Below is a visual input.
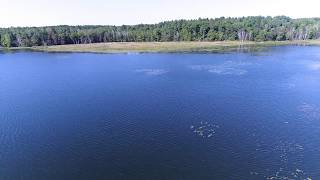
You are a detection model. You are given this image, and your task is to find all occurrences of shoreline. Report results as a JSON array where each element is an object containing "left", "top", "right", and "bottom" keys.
[{"left": 4, "top": 40, "right": 320, "bottom": 53}]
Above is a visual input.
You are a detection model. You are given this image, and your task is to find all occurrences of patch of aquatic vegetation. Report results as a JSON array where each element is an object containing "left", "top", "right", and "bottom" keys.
[
  {"left": 250, "top": 140, "right": 312, "bottom": 180},
  {"left": 251, "top": 52, "right": 273, "bottom": 57},
  {"left": 266, "top": 168, "right": 311, "bottom": 180},
  {"left": 190, "top": 61, "right": 251, "bottom": 76},
  {"left": 54, "top": 55, "right": 71, "bottom": 59},
  {"left": 190, "top": 121, "right": 220, "bottom": 138},
  {"left": 251, "top": 168, "right": 312, "bottom": 180},
  {"left": 298, "top": 103, "right": 320, "bottom": 119},
  {"left": 284, "top": 83, "right": 296, "bottom": 89},
  {"left": 135, "top": 69, "right": 168, "bottom": 76},
  {"left": 208, "top": 67, "right": 247, "bottom": 75},
  {"left": 274, "top": 140, "right": 304, "bottom": 165}
]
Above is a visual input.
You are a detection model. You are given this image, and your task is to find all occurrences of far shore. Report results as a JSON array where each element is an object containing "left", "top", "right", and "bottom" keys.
[{"left": 5, "top": 40, "right": 320, "bottom": 53}]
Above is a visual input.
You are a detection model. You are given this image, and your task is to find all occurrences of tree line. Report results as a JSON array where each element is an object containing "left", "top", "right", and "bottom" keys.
[{"left": 1, "top": 16, "right": 320, "bottom": 47}]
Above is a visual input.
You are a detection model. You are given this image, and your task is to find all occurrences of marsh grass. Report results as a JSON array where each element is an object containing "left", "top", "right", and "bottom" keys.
[{"left": 8, "top": 40, "right": 320, "bottom": 53}]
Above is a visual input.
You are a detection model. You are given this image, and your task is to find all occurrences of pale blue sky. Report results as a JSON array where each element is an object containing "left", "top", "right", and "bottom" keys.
[{"left": 1, "top": 0, "right": 319, "bottom": 27}]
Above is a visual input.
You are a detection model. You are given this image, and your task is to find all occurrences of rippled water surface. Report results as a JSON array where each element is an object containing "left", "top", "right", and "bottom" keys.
[{"left": 1, "top": 46, "right": 320, "bottom": 179}]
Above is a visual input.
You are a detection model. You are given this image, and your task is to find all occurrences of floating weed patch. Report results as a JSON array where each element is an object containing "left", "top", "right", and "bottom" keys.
[
  {"left": 189, "top": 61, "right": 251, "bottom": 76},
  {"left": 274, "top": 140, "right": 304, "bottom": 165},
  {"left": 266, "top": 168, "right": 311, "bottom": 180},
  {"left": 251, "top": 139, "right": 311, "bottom": 179},
  {"left": 208, "top": 67, "right": 247, "bottom": 75},
  {"left": 190, "top": 121, "right": 220, "bottom": 138},
  {"left": 135, "top": 69, "right": 168, "bottom": 76},
  {"left": 298, "top": 103, "right": 320, "bottom": 119}
]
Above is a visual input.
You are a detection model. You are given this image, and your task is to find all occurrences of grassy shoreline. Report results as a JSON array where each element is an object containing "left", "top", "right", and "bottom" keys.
[{"left": 5, "top": 40, "right": 320, "bottom": 53}]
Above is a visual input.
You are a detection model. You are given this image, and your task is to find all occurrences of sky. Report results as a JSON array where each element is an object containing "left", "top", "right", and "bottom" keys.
[{"left": 1, "top": 0, "right": 320, "bottom": 27}]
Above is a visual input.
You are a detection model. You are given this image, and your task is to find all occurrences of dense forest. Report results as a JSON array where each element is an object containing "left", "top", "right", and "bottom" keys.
[{"left": 1, "top": 16, "right": 320, "bottom": 47}]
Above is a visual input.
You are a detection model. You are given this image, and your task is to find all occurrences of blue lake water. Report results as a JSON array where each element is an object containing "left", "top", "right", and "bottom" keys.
[{"left": 1, "top": 46, "right": 320, "bottom": 179}]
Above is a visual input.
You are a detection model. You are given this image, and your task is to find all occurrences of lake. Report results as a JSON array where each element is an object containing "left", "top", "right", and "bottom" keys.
[{"left": 0, "top": 46, "right": 320, "bottom": 179}]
